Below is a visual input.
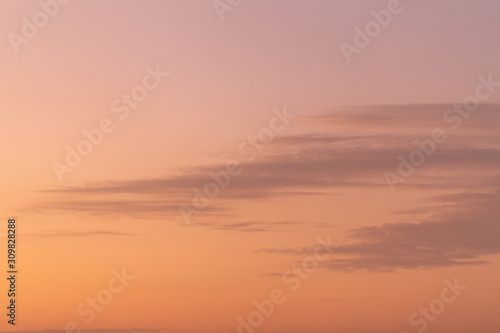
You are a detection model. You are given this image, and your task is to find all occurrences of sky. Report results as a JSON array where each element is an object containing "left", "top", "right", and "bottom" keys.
[{"left": 1, "top": 0, "right": 500, "bottom": 332}]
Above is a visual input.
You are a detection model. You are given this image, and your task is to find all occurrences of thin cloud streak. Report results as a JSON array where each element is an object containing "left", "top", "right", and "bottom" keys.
[
  {"left": 259, "top": 188, "right": 500, "bottom": 271},
  {"left": 22, "top": 104, "right": 500, "bottom": 252}
]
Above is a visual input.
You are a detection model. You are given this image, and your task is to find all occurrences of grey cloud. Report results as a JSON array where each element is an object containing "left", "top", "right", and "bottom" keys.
[
  {"left": 258, "top": 190, "right": 500, "bottom": 271},
  {"left": 23, "top": 104, "right": 500, "bottom": 235}
]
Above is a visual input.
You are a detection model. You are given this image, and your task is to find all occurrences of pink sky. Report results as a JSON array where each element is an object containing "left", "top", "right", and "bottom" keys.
[{"left": 1, "top": 1, "right": 500, "bottom": 332}]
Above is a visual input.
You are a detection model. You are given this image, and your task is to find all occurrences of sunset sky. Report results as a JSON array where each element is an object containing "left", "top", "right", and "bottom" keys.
[{"left": 1, "top": 1, "right": 500, "bottom": 332}]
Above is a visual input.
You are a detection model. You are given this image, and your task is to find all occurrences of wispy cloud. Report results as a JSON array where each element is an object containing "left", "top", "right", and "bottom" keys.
[
  {"left": 24, "top": 104, "right": 500, "bottom": 241},
  {"left": 259, "top": 185, "right": 500, "bottom": 271}
]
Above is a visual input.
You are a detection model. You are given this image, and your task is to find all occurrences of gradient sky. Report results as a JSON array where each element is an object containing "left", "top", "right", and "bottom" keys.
[{"left": 1, "top": 1, "right": 500, "bottom": 332}]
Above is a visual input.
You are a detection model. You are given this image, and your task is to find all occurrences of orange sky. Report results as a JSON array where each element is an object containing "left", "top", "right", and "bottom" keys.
[{"left": 1, "top": 1, "right": 500, "bottom": 333}]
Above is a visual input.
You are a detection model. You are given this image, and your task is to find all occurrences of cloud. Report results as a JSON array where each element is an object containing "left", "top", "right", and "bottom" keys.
[
  {"left": 258, "top": 187, "right": 500, "bottom": 271},
  {"left": 24, "top": 104, "right": 500, "bottom": 238},
  {"left": 32, "top": 139, "right": 500, "bottom": 213},
  {"left": 195, "top": 220, "right": 333, "bottom": 233},
  {"left": 304, "top": 103, "right": 500, "bottom": 133}
]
